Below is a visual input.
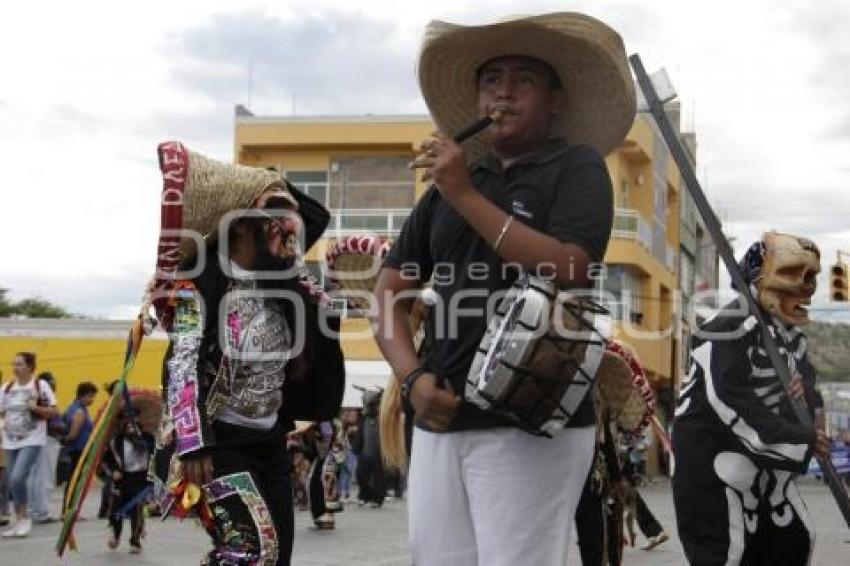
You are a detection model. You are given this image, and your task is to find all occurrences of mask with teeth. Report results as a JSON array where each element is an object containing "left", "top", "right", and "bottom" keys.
[{"left": 756, "top": 232, "right": 820, "bottom": 326}]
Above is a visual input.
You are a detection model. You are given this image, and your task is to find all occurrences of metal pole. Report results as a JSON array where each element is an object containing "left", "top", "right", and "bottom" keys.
[{"left": 629, "top": 53, "right": 850, "bottom": 527}]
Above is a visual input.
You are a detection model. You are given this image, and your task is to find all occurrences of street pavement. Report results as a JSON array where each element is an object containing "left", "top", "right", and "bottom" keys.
[{"left": 1, "top": 478, "right": 847, "bottom": 565}]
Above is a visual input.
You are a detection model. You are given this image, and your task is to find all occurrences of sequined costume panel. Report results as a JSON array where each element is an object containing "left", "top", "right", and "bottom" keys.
[
  {"left": 166, "top": 285, "right": 211, "bottom": 456},
  {"left": 211, "top": 279, "right": 291, "bottom": 424}
]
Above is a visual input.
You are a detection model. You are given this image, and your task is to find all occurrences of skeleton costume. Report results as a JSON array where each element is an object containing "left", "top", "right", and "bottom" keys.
[
  {"left": 152, "top": 143, "right": 345, "bottom": 566},
  {"left": 672, "top": 232, "right": 823, "bottom": 566}
]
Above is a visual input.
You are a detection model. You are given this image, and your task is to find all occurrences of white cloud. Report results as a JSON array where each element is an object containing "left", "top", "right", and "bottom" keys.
[{"left": 0, "top": 0, "right": 848, "bottom": 317}]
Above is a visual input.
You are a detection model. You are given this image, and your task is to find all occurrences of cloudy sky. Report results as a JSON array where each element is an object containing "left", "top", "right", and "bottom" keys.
[{"left": 1, "top": 0, "right": 848, "bottom": 320}]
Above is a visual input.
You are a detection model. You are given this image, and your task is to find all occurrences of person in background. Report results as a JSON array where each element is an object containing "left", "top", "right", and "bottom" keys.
[
  {"left": 27, "top": 371, "right": 63, "bottom": 523},
  {"left": 101, "top": 414, "right": 155, "bottom": 554},
  {"left": 0, "top": 352, "right": 59, "bottom": 537},
  {"left": 307, "top": 421, "right": 336, "bottom": 529},
  {"left": 61, "top": 381, "right": 97, "bottom": 507},
  {"left": 337, "top": 421, "right": 357, "bottom": 502},
  {"left": 352, "top": 389, "right": 386, "bottom": 508},
  {"left": 619, "top": 442, "right": 669, "bottom": 551}
]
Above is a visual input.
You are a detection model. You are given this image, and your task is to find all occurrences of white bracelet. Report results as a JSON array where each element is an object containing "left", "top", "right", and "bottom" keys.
[{"left": 492, "top": 215, "right": 514, "bottom": 254}]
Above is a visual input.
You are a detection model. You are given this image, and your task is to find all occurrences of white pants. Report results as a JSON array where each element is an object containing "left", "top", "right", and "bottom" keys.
[{"left": 408, "top": 425, "right": 595, "bottom": 566}]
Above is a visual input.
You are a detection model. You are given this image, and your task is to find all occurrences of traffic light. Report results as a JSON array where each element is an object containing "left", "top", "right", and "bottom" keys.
[{"left": 831, "top": 262, "right": 848, "bottom": 301}]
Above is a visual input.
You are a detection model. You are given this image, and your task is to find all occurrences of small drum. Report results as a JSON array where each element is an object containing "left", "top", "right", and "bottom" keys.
[{"left": 466, "top": 274, "right": 608, "bottom": 435}]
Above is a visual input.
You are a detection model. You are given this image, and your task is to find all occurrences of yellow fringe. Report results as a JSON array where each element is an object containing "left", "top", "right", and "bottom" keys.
[{"left": 379, "top": 374, "right": 407, "bottom": 470}]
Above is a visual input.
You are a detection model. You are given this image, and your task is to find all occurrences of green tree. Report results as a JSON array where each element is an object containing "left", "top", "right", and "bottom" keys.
[
  {"left": 13, "top": 297, "right": 71, "bottom": 318},
  {"left": 0, "top": 287, "right": 73, "bottom": 318},
  {"left": 0, "top": 288, "right": 14, "bottom": 317}
]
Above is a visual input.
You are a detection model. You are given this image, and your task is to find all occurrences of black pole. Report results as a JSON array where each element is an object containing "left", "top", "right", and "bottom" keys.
[{"left": 629, "top": 53, "right": 850, "bottom": 527}]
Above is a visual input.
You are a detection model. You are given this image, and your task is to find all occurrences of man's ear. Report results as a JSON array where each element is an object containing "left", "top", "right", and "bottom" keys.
[{"left": 550, "top": 88, "right": 567, "bottom": 116}]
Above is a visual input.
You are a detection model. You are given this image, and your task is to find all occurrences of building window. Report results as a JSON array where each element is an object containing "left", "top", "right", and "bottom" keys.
[
  {"left": 328, "top": 156, "right": 415, "bottom": 209},
  {"left": 287, "top": 170, "right": 328, "bottom": 207},
  {"left": 595, "top": 264, "right": 642, "bottom": 322}
]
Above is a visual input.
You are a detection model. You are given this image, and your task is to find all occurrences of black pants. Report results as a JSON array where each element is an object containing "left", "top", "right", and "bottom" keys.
[
  {"left": 575, "top": 477, "right": 606, "bottom": 566},
  {"left": 308, "top": 457, "right": 327, "bottom": 521},
  {"left": 203, "top": 422, "right": 294, "bottom": 566},
  {"left": 356, "top": 454, "right": 386, "bottom": 506},
  {"left": 108, "top": 471, "right": 148, "bottom": 546},
  {"left": 634, "top": 491, "right": 663, "bottom": 539},
  {"left": 575, "top": 471, "right": 622, "bottom": 566},
  {"left": 673, "top": 443, "right": 812, "bottom": 566}
]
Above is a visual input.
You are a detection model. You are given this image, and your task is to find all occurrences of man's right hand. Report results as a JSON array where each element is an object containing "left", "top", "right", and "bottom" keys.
[
  {"left": 410, "top": 372, "right": 462, "bottom": 432},
  {"left": 183, "top": 453, "right": 214, "bottom": 486}
]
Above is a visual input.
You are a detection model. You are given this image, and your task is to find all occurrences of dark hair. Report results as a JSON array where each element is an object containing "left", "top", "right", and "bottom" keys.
[
  {"left": 15, "top": 352, "right": 36, "bottom": 371},
  {"left": 105, "top": 380, "right": 119, "bottom": 395},
  {"left": 76, "top": 381, "right": 98, "bottom": 399},
  {"left": 38, "top": 371, "right": 56, "bottom": 390}
]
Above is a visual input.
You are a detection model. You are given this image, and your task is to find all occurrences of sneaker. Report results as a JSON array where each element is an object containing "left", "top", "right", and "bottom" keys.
[
  {"left": 14, "top": 518, "right": 32, "bottom": 537},
  {"left": 0, "top": 517, "right": 10, "bottom": 527},
  {"left": 642, "top": 532, "right": 669, "bottom": 551},
  {"left": 1, "top": 520, "right": 19, "bottom": 538},
  {"left": 129, "top": 543, "right": 142, "bottom": 554},
  {"left": 107, "top": 535, "right": 119, "bottom": 550},
  {"left": 33, "top": 516, "right": 59, "bottom": 524}
]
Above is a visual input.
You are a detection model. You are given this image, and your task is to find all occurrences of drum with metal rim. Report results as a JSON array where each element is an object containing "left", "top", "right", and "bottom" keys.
[{"left": 466, "top": 274, "right": 608, "bottom": 435}]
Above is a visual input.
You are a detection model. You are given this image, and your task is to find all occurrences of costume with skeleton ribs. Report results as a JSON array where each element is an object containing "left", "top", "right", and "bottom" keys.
[{"left": 672, "top": 232, "right": 823, "bottom": 566}]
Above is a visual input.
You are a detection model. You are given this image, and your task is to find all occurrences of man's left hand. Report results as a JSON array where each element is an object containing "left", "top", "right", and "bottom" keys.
[
  {"left": 409, "top": 132, "right": 472, "bottom": 201},
  {"left": 787, "top": 373, "right": 805, "bottom": 400}
]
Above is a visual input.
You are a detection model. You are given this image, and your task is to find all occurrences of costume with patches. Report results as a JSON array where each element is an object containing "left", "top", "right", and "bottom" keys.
[
  {"left": 672, "top": 233, "right": 823, "bottom": 565},
  {"left": 152, "top": 143, "right": 345, "bottom": 566}
]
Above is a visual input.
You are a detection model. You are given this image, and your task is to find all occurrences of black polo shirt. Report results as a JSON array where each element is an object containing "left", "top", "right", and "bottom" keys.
[{"left": 384, "top": 137, "right": 613, "bottom": 431}]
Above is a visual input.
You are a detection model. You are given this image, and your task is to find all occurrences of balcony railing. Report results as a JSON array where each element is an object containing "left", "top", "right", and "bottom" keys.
[
  {"left": 612, "top": 208, "right": 652, "bottom": 250},
  {"left": 327, "top": 208, "right": 411, "bottom": 237},
  {"left": 614, "top": 208, "right": 678, "bottom": 274}
]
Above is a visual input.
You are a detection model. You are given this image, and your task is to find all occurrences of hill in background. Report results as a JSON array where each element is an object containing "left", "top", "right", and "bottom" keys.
[{"left": 806, "top": 322, "right": 850, "bottom": 382}]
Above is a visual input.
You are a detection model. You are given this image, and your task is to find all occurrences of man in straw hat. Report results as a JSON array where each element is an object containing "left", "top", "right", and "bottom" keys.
[
  {"left": 372, "top": 12, "right": 635, "bottom": 565},
  {"left": 152, "top": 142, "right": 345, "bottom": 565},
  {"left": 672, "top": 232, "right": 830, "bottom": 565}
]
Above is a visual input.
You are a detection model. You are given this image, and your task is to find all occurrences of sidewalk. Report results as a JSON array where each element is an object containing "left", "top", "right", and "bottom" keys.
[{"left": 0, "top": 479, "right": 847, "bottom": 564}]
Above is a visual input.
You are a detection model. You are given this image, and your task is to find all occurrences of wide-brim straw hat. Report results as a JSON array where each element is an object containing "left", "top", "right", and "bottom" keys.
[
  {"left": 417, "top": 12, "right": 636, "bottom": 161},
  {"left": 157, "top": 141, "right": 298, "bottom": 264}
]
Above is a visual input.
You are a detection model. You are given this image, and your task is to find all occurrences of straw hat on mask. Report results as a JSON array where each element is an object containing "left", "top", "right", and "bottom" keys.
[
  {"left": 156, "top": 141, "right": 299, "bottom": 266},
  {"left": 417, "top": 12, "right": 636, "bottom": 161}
]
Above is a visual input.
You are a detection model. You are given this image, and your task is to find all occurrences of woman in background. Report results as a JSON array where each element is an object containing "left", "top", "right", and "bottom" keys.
[{"left": 0, "top": 352, "right": 58, "bottom": 537}]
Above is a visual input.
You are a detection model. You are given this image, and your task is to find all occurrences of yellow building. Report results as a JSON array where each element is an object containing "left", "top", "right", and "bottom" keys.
[
  {"left": 0, "top": 319, "right": 167, "bottom": 409},
  {"left": 235, "top": 106, "right": 684, "bottom": 474}
]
